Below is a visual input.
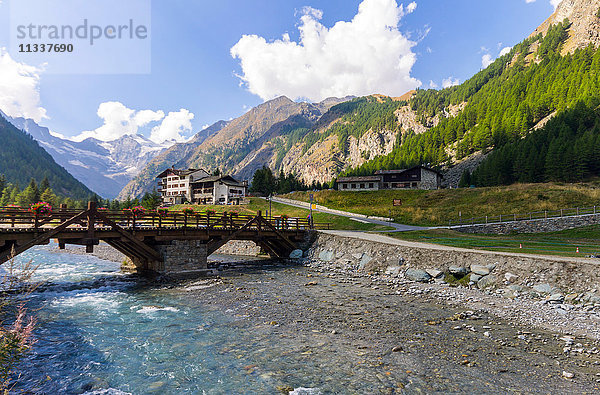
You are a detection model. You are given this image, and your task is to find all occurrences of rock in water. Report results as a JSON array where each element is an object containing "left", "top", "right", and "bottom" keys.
[
  {"left": 385, "top": 266, "right": 402, "bottom": 276},
  {"left": 405, "top": 269, "right": 432, "bottom": 283},
  {"left": 289, "top": 249, "right": 303, "bottom": 259},
  {"left": 470, "top": 264, "right": 491, "bottom": 276}
]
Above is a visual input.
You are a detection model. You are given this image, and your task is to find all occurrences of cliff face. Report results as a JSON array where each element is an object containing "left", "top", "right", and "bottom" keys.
[{"left": 531, "top": 0, "right": 600, "bottom": 54}]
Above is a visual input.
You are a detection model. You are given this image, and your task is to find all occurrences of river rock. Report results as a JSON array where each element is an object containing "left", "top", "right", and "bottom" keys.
[
  {"left": 470, "top": 264, "right": 491, "bottom": 276},
  {"left": 318, "top": 250, "right": 335, "bottom": 262},
  {"left": 478, "top": 274, "right": 498, "bottom": 289},
  {"left": 533, "top": 283, "right": 559, "bottom": 295},
  {"left": 405, "top": 269, "right": 431, "bottom": 283},
  {"left": 352, "top": 253, "right": 363, "bottom": 260},
  {"left": 425, "top": 269, "right": 443, "bottom": 279},
  {"left": 504, "top": 272, "right": 518, "bottom": 283},
  {"left": 385, "top": 266, "right": 402, "bottom": 276},
  {"left": 582, "top": 292, "right": 600, "bottom": 304},
  {"left": 289, "top": 249, "right": 303, "bottom": 259},
  {"left": 547, "top": 293, "right": 565, "bottom": 304},
  {"left": 564, "top": 293, "right": 579, "bottom": 304},
  {"left": 449, "top": 266, "right": 467, "bottom": 276},
  {"left": 507, "top": 284, "right": 524, "bottom": 292},
  {"left": 358, "top": 254, "right": 372, "bottom": 270},
  {"left": 470, "top": 273, "right": 482, "bottom": 283}
]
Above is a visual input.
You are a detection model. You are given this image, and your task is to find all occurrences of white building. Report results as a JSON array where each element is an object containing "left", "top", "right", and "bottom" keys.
[
  {"left": 157, "top": 168, "right": 247, "bottom": 205},
  {"left": 156, "top": 168, "right": 210, "bottom": 205}
]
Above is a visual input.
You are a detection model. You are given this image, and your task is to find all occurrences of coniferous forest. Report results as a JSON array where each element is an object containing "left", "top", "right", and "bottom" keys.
[{"left": 342, "top": 20, "right": 600, "bottom": 184}]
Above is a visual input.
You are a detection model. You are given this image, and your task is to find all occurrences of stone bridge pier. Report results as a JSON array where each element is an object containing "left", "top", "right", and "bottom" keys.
[{"left": 132, "top": 240, "right": 210, "bottom": 277}]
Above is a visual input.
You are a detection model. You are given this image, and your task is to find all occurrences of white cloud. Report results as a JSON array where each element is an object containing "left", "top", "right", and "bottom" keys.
[
  {"left": 481, "top": 54, "right": 494, "bottom": 69},
  {"left": 550, "top": 0, "right": 561, "bottom": 9},
  {"left": 442, "top": 77, "right": 459, "bottom": 88},
  {"left": 150, "top": 109, "right": 194, "bottom": 144},
  {"left": 428, "top": 80, "right": 438, "bottom": 89},
  {"left": 526, "top": 0, "right": 562, "bottom": 9},
  {"left": 230, "top": 0, "right": 421, "bottom": 102},
  {"left": 74, "top": 102, "right": 164, "bottom": 142},
  {"left": 0, "top": 49, "right": 47, "bottom": 122},
  {"left": 499, "top": 46, "right": 512, "bottom": 57}
]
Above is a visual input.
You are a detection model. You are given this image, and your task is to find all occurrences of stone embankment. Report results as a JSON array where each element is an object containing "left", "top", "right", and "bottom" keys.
[
  {"left": 307, "top": 231, "right": 600, "bottom": 306},
  {"left": 454, "top": 213, "right": 600, "bottom": 234},
  {"left": 305, "top": 231, "right": 600, "bottom": 340}
]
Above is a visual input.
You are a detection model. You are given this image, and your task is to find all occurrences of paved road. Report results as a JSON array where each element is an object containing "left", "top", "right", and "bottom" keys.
[{"left": 266, "top": 197, "right": 426, "bottom": 232}]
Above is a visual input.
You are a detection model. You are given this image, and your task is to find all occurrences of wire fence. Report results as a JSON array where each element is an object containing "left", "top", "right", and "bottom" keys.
[{"left": 448, "top": 205, "right": 600, "bottom": 228}]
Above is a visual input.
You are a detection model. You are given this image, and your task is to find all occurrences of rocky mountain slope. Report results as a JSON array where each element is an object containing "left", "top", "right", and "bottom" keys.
[
  {"left": 531, "top": 0, "right": 600, "bottom": 54},
  {"left": 4, "top": 114, "right": 173, "bottom": 199},
  {"left": 0, "top": 112, "right": 94, "bottom": 199},
  {"left": 118, "top": 96, "right": 353, "bottom": 198},
  {"left": 119, "top": 0, "right": 600, "bottom": 198}
]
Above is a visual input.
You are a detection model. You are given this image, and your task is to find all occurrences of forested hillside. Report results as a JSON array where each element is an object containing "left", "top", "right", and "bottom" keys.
[
  {"left": 0, "top": 114, "right": 95, "bottom": 200},
  {"left": 472, "top": 101, "right": 600, "bottom": 185},
  {"left": 344, "top": 20, "right": 600, "bottom": 178}
]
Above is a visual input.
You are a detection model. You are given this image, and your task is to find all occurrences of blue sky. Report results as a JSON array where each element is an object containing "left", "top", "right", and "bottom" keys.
[{"left": 0, "top": 0, "right": 558, "bottom": 143}]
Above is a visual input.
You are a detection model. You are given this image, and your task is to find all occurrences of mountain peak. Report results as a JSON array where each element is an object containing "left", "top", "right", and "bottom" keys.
[{"left": 531, "top": 0, "right": 600, "bottom": 54}]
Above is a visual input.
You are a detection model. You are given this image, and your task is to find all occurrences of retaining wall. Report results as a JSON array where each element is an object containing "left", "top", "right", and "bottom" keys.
[{"left": 308, "top": 232, "right": 600, "bottom": 294}]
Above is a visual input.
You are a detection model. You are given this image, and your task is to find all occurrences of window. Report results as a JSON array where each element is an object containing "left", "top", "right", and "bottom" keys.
[
  {"left": 351, "top": 184, "right": 356, "bottom": 189},
  {"left": 342, "top": 184, "right": 348, "bottom": 189},
  {"left": 360, "top": 184, "right": 365, "bottom": 189},
  {"left": 412, "top": 182, "right": 417, "bottom": 188},
  {"left": 383, "top": 183, "right": 388, "bottom": 189},
  {"left": 369, "top": 183, "right": 374, "bottom": 189},
  {"left": 412, "top": 174, "right": 417, "bottom": 178}
]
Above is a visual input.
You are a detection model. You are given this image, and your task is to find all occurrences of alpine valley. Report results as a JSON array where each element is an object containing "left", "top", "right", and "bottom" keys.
[
  {"left": 118, "top": 0, "right": 600, "bottom": 199},
  {"left": 2, "top": 0, "right": 600, "bottom": 200}
]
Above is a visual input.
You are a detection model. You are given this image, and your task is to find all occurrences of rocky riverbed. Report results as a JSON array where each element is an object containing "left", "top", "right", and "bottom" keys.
[
  {"left": 55, "top": 242, "right": 600, "bottom": 392},
  {"left": 178, "top": 257, "right": 600, "bottom": 393}
]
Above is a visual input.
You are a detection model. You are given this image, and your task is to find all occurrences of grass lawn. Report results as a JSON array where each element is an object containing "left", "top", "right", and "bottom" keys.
[
  {"left": 284, "top": 181, "right": 600, "bottom": 226},
  {"left": 387, "top": 225, "right": 600, "bottom": 258},
  {"left": 170, "top": 199, "right": 394, "bottom": 232}
]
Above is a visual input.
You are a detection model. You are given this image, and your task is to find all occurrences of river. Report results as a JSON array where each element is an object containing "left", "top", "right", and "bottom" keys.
[{"left": 6, "top": 243, "right": 600, "bottom": 394}]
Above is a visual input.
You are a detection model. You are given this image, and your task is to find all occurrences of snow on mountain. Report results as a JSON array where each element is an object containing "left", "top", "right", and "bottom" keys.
[{"left": 2, "top": 113, "right": 174, "bottom": 199}]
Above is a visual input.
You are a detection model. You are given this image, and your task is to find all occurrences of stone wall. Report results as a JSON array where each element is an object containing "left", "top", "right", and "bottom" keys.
[
  {"left": 419, "top": 168, "right": 440, "bottom": 190},
  {"left": 214, "top": 240, "right": 262, "bottom": 256},
  {"left": 454, "top": 214, "right": 600, "bottom": 234},
  {"left": 308, "top": 232, "right": 600, "bottom": 294},
  {"left": 155, "top": 240, "right": 208, "bottom": 274}
]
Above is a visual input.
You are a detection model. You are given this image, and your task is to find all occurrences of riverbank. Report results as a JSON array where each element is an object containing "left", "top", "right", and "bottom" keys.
[
  {"left": 36, "top": 238, "right": 600, "bottom": 392},
  {"left": 191, "top": 262, "right": 600, "bottom": 393}
]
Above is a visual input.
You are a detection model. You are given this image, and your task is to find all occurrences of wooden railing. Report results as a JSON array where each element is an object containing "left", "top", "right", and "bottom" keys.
[{"left": 0, "top": 206, "right": 331, "bottom": 231}]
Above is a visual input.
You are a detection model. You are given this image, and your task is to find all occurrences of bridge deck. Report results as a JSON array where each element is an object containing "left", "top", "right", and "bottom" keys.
[{"left": 0, "top": 203, "right": 328, "bottom": 269}]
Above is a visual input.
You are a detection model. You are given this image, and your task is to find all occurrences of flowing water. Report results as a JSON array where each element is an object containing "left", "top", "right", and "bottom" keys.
[
  {"left": 7, "top": 245, "right": 323, "bottom": 394},
  {"left": 5, "top": 244, "right": 599, "bottom": 394}
]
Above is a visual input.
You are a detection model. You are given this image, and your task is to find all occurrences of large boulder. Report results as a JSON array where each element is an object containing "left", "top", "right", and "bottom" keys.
[
  {"left": 533, "top": 283, "right": 560, "bottom": 295},
  {"left": 318, "top": 250, "right": 335, "bottom": 262},
  {"left": 405, "top": 269, "right": 432, "bottom": 283},
  {"left": 470, "top": 264, "right": 491, "bottom": 276},
  {"left": 449, "top": 266, "right": 468, "bottom": 277},
  {"left": 477, "top": 274, "right": 498, "bottom": 289}
]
